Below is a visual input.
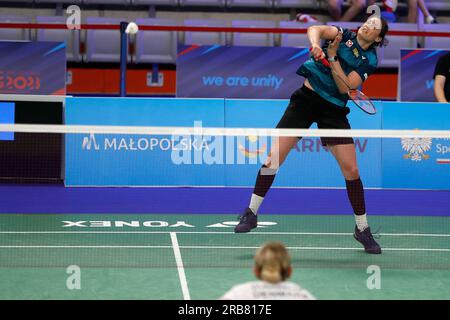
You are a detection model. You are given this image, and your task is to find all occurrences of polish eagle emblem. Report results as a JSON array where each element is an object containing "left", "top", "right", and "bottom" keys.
[{"left": 401, "top": 136, "right": 432, "bottom": 161}]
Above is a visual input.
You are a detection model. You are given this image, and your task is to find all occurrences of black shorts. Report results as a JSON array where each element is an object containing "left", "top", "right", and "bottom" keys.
[{"left": 276, "top": 85, "right": 354, "bottom": 146}]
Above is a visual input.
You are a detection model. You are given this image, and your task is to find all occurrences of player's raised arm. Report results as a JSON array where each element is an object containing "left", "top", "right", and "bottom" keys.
[{"left": 307, "top": 25, "right": 338, "bottom": 60}]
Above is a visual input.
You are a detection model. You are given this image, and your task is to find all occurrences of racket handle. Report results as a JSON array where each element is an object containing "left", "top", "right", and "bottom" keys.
[
  {"left": 319, "top": 57, "right": 330, "bottom": 67},
  {"left": 309, "top": 47, "right": 330, "bottom": 67}
]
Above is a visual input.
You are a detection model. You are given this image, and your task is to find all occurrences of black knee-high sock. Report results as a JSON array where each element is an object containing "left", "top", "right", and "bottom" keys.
[
  {"left": 345, "top": 178, "right": 366, "bottom": 216},
  {"left": 253, "top": 165, "right": 277, "bottom": 197}
]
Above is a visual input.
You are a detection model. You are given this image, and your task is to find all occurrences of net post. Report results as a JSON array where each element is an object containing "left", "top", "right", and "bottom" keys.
[{"left": 119, "top": 21, "right": 128, "bottom": 97}]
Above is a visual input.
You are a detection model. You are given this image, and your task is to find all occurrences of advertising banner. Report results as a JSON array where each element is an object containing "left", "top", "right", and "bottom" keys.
[
  {"left": 65, "top": 97, "right": 225, "bottom": 186},
  {"left": 65, "top": 97, "right": 383, "bottom": 188},
  {"left": 382, "top": 102, "right": 450, "bottom": 189},
  {"left": 177, "top": 45, "right": 309, "bottom": 99},
  {"left": 400, "top": 49, "right": 450, "bottom": 102},
  {"left": 0, "top": 41, "right": 66, "bottom": 95}
]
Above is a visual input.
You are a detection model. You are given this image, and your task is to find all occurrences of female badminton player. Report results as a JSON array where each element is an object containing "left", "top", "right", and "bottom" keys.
[
  {"left": 220, "top": 242, "right": 315, "bottom": 300},
  {"left": 235, "top": 16, "right": 389, "bottom": 255}
]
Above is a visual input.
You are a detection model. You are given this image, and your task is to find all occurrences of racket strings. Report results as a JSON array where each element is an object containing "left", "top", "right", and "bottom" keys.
[{"left": 348, "top": 89, "right": 376, "bottom": 114}]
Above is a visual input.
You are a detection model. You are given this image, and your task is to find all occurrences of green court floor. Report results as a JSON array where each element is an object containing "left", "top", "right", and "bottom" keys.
[{"left": 0, "top": 214, "right": 449, "bottom": 300}]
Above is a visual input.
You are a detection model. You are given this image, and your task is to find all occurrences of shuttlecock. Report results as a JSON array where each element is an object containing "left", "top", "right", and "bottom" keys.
[
  {"left": 125, "top": 22, "right": 139, "bottom": 34},
  {"left": 426, "top": 15, "right": 435, "bottom": 24}
]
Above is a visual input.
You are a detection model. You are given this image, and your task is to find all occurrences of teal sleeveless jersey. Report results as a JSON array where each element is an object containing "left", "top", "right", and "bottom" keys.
[{"left": 297, "top": 26, "right": 378, "bottom": 107}]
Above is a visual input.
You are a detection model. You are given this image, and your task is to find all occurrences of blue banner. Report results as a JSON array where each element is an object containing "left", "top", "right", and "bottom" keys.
[
  {"left": 400, "top": 49, "right": 450, "bottom": 102},
  {"left": 65, "top": 97, "right": 225, "bottom": 186},
  {"left": 0, "top": 102, "right": 14, "bottom": 141},
  {"left": 382, "top": 102, "right": 450, "bottom": 189},
  {"left": 0, "top": 41, "right": 66, "bottom": 95},
  {"left": 176, "top": 45, "right": 310, "bottom": 99},
  {"left": 65, "top": 97, "right": 383, "bottom": 188},
  {"left": 65, "top": 97, "right": 450, "bottom": 189}
]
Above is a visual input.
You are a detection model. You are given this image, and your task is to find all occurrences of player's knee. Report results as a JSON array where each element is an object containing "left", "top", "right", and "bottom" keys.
[
  {"left": 264, "top": 156, "right": 281, "bottom": 171},
  {"left": 344, "top": 166, "right": 360, "bottom": 180}
]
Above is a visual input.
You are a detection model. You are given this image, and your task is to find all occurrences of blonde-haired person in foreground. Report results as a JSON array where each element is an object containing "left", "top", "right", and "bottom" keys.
[{"left": 220, "top": 242, "right": 315, "bottom": 300}]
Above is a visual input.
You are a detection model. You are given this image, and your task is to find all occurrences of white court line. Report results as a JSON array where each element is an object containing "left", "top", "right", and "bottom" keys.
[
  {"left": 0, "top": 245, "right": 449, "bottom": 252},
  {"left": 0, "top": 245, "right": 173, "bottom": 248},
  {"left": 170, "top": 232, "right": 191, "bottom": 300},
  {"left": 1, "top": 231, "right": 450, "bottom": 237}
]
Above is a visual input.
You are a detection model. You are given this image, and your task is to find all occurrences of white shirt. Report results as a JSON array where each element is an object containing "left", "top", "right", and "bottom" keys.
[{"left": 220, "top": 280, "right": 316, "bottom": 300}]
